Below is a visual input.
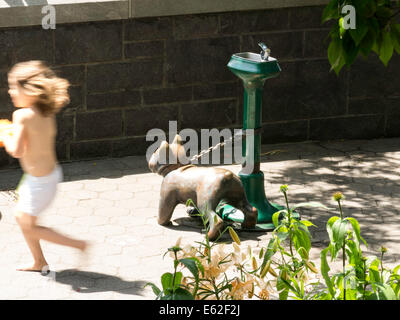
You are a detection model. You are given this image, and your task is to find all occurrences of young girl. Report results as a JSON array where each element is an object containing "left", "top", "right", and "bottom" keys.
[{"left": 3, "top": 60, "right": 87, "bottom": 273}]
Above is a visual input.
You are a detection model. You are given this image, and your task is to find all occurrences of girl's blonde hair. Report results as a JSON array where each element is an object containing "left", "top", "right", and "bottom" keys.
[{"left": 8, "top": 60, "right": 70, "bottom": 116}]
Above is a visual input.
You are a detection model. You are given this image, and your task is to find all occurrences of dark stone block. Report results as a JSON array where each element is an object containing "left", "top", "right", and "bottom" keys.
[
  {"left": 386, "top": 114, "right": 400, "bottom": 137},
  {"left": 242, "top": 31, "right": 303, "bottom": 60},
  {"left": 173, "top": 14, "right": 219, "bottom": 39},
  {"left": 56, "top": 114, "right": 74, "bottom": 143},
  {"left": 0, "top": 89, "right": 13, "bottom": 114},
  {"left": 65, "top": 85, "right": 84, "bottom": 112},
  {"left": 70, "top": 140, "right": 112, "bottom": 160},
  {"left": 124, "top": 40, "right": 164, "bottom": 59},
  {"left": 262, "top": 120, "right": 308, "bottom": 144},
  {"left": 112, "top": 136, "right": 155, "bottom": 157},
  {"left": 289, "top": 5, "right": 329, "bottom": 29},
  {"left": 0, "top": 31, "right": 14, "bottom": 70},
  {"left": 0, "top": 28, "right": 54, "bottom": 69},
  {"left": 0, "top": 70, "right": 8, "bottom": 89},
  {"left": 125, "top": 105, "right": 179, "bottom": 136},
  {"left": 386, "top": 97, "right": 400, "bottom": 115},
  {"left": 193, "top": 82, "right": 239, "bottom": 100},
  {"left": 87, "top": 90, "right": 141, "bottom": 110},
  {"left": 181, "top": 100, "right": 236, "bottom": 129},
  {"left": 304, "top": 30, "right": 330, "bottom": 58},
  {"left": 349, "top": 54, "right": 400, "bottom": 98},
  {"left": 309, "top": 115, "right": 385, "bottom": 140},
  {"left": 143, "top": 86, "right": 192, "bottom": 105},
  {"left": 125, "top": 17, "right": 173, "bottom": 41},
  {"left": 87, "top": 61, "right": 163, "bottom": 93},
  {"left": 53, "top": 65, "right": 85, "bottom": 86},
  {"left": 55, "top": 21, "right": 122, "bottom": 65},
  {"left": 348, "top": 97, "right": 400, "bottom": 115},
  {"left": 0, "top": 149, "right": 10, "bottom": 169},
  {"left": 262, "top": 60, "right": 347, "bottom": 121},
  {"left": 220, "top": 8, "right": 289, "bottom": 34},
  {"left": 13, "top": 28, "right": 54, "bottom": 64},
  {"left": 56, "top": 143, "right": 68, "bottom": 161},
  {"left": 166, "top": 37, "right": 240, "bottom": 85},
  {"left": 76, "top": 110, "right": 123, "bottom": 140}
]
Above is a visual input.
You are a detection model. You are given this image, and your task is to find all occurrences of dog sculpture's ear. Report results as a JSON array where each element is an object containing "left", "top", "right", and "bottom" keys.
[
  {"left": 158, "top": 140, "right": 170, "bottom": 163},
  {"left": 171, "top": 134, "right": 183, "bottom": 146},
  {"left": 160, "top": 140, "right": 169, "bottom": 149}
]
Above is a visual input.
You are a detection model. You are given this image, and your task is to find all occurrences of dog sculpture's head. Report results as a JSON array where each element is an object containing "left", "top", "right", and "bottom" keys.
[{"left": 148, "top": 134, "right": 190, "bottom": 176}]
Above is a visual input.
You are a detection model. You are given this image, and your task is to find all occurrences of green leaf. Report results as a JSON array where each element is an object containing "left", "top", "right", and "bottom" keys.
[
  {"left": 328, "top": 37, "right": 346, "bottom": 75},
  {"left": 293, "top": 229, "right": 311, "bottom": 259},
  {"left": 179, "top": 258, "right": 201, "bottom": 282},
  {"left": 375, "top": 283, "right": 398, "bottom": 300},
  {"left": 299, "top": 219, "right": 316, "bottom": 227},
  {"left": 186, "top": 199, "right": 195, "bottom": 207},
  {"left": 144, "top": 282, "right": 162, "bottom": 298},
  {"left": 346, "top": 217, "right": 368, "bottom": 248},
  {"left": 327, "top": 216, "right": 340, "bottom": 242},
  {"left": 346, "top": 240, "right": 362, "bottom": 266},
  {"left": 391, "top": 25, "right": 400, "bottom": 55},
  {"left": 260, "top": 238, "right": 277, "bottom": 270},
  {"left": 278, "top": 288, "right": 289, "bottom": 300},
  {"left": 173, "top": 288, "right": 195, "bottom": 300},
  {"left": 161, "top": 272, "right": 174, "bottom": 291},
  {"left": 376, "top": 6, "right": 392, "bottom": 20},
  {"left": 379, "top": 31, "right": 394, "bottom": 66},
  {"left": 393, "top": 264, "right": 400, "bottom": 275},
  {"left": 369, "top": 266, "right": 381, "bottom": 289},
  {"left": 332, "top": 218, "right": 348, "bottom": 250},
  {"left": 173, "top": 272, "right": 183, "bottom": 290},
  {"left": 342, "top": 33, "right": 359, "bottom": 66},
  {"left": 161, "top": 288, "right": 194, "bottom": 300},
  {"left": 359, "top": 30, "right": 376, "bottom": 57},
  {"left": 363, "top": 0, "right": 377, "bottom": 17},
  {"left": 272, "top": 210, "right": 282, "bottom": 228},
  {"left": 349, "top": 17, "right": 368, "bottom": 45},
  {"left": 276, "top": 231, "right": 289, "bottom": 242},
  {"left": 320, "top": 247, "right": 335, "bottom": 297},
  {"left": 322, "top": 0, "right": 339, "bottom": 24}
]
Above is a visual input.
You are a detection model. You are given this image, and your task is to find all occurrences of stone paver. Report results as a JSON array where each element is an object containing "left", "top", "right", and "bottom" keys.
[{"left": 1, "top": 137, "right": 400, "bottom": 299}]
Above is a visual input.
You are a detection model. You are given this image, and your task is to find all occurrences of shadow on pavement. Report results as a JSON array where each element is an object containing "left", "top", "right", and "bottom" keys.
[
  {"left": 54, "top": 269, "right": 148, "bottom": 296},
  {"left": 171, "top": 216, "right": 272, "bottom": 242}
]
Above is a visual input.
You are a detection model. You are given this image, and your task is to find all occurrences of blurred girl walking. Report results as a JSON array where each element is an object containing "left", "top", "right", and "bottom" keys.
[{"left": 3, "top": 60, "right": 87, "bottom": 273}]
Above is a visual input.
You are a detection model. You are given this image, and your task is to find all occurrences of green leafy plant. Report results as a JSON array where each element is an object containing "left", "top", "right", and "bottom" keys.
[
  {"left": 318, "top": 192, "right": 400, "bottom": 300},
  {"left": 146, "top": 199, "right": 264, "bottom": 300},
  {"left": 323, "top": 0, "right": 400, "bottom": 74},
  {"left": 259, "top": 185, "right": 328, "bottom": 300},
  {"left": 149, "top": 187, "right": 400, "bottom": 300},
  {"left": 145, "top": 243, "right": 198, "bottom": 300}
]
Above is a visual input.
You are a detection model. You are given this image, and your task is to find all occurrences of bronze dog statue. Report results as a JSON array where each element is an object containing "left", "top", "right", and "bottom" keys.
[{"left": 148, "top": 134, "right": 258, "bottom": 240}]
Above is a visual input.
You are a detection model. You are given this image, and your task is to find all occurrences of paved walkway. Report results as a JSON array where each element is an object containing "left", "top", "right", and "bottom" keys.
[{"left": 0, "top": 137, "right": 400, "bottom": 299}]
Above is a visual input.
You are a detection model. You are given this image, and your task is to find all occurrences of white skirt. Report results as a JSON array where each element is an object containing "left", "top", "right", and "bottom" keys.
[{"left": 15, "top": 165, "right": 63, "bottom": 216}]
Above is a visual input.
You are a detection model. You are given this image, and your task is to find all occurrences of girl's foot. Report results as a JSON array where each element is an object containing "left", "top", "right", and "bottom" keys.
[{"left": 16, "top": 263, "right": 50, "bottom": 274}]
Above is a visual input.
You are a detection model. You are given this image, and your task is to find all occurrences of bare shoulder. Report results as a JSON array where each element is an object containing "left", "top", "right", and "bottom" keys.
[{"left": 12, "top": 108, "right": 34, "bottom": 123}]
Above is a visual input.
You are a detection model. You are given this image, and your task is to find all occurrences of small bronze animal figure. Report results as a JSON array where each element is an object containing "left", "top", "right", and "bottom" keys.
[{"left": 148, "top": 134, "right": 258, "bottom": 241}]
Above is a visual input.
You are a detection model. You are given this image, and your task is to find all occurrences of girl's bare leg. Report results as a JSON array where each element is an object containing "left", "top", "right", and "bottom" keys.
[{"left": 15, "top": 211, "right": 86, "bottom": 271}]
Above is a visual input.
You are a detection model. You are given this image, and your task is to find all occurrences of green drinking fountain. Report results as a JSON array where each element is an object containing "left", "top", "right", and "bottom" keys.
[{"left": 217, "top": 43, "right": 299, "bottom": 230}]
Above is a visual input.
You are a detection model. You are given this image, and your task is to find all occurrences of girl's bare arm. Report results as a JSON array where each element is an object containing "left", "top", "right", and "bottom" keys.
[{"left": 4, "top": 111, "right": 26, "bottom": 158}]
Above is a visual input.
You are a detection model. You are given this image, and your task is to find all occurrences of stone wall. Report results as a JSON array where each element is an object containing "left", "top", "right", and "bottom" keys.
[{"left": 0, "top": 4, "right": 399, "bottom": 168}]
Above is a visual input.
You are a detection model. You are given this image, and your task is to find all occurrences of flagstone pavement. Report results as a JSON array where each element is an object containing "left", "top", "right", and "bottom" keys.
[{"left": 0, "top": 137, "right": 400, "bottom": 300}]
